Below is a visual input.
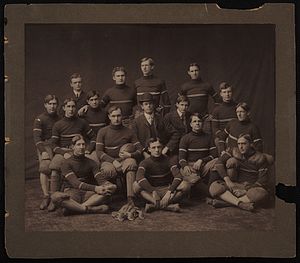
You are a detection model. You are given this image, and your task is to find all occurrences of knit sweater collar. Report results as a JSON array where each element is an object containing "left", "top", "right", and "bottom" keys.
[
  {"left": 150, "top": 155, "right": 165, "bottom": 162},
  {"left": 109, "top": 124, "right": 124, "bottom": 130},
  {"left": 44, "top": 111, "right": 58, "bottom": 118},
  {"left": 115, "top": 84, "right": 127, "bottom": 89},
  {"left": 142, "top": 74, "right": 154, "bottom": 80},
  {"left": 63, "top": 115, "right": 77, "bottom": 121},
  {"left": 72, "top": 153, "right": 85, "bottom": 160}
]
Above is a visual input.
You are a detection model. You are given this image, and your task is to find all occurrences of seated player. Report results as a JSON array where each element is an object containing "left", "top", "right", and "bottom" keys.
[
  {"left": 208, "top": 134, "right": 273, "bottom": 211},
  {"left": 133, "top": 138, "right": 191, "bottom": 213},
  {"left": 33, "top": 95, "right": 60, "bottom": 210},
  {"left": 51, "top": 135, "right": 117, "bottom": 216},
  {"left": 96, "top": 106, "right": 143, "bottom": 206},
  {"left": 48, "top": 98, "right": 96, "bottom": 212},
  {"left": 179, "top": 113, "right": 218, "bottom": 190},
  {"left": 132, "top": 92, "right": 167, "bottom": 158},
  {"left": 134, "top": 57, "right": 171, "bottom": 117},
  {"left": 100, "top": 66, "right": 137, "bottom": 128},
  {"left": 211, "top": 82, "right": 237, "bottom": 155}
]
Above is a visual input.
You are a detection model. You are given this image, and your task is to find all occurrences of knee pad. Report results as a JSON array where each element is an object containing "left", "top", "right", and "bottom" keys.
[
  {"left": 177, "top": 181, "right": 191, "bottom": 193},
  {"left": 39, "top": 159, "right": 51, "bottom": 175},
  {"left": 226, "top": 157, "right": 239, "bottom": 169},
  {"left": 209, "top": 181, "right": 227, "bottom": 197},
  {"left": 122, "top": 158, "right": 137, "bottom": 172},
  {"left": 247, "top": 187, "right": 269, "bottom": 204},
  {"left": 51, "top": 191, "right": 70, "bottom": 206},
  {"left": 49, "top": 154, "right": 64, "bottom": 171},
  {"left": 100, "top": 162, "right": 117, "bottom": 179}
]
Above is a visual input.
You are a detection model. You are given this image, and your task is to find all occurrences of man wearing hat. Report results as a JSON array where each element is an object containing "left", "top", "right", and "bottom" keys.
[
  {"left": 178, "top": 113, "right": 218, "bottom": 193},
  {"left": 132, "top": 92, "right": 167, "bottom": 158}
]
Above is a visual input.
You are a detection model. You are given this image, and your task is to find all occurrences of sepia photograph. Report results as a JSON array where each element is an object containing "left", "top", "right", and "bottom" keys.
[{"left": 5, "top": 4, "right": 295, "bottom": 258}]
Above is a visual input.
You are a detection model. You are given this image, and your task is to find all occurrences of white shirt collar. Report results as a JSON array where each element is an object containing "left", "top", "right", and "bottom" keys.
[
  {"left": 177, "top": 109, "right": 183, "bottom": 118},
  {"left": 144, "top": 112, "right": 154, "bottom": 124}
]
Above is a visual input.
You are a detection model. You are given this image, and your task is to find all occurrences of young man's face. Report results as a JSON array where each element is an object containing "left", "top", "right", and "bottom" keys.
[
  {"left": 87, "top": 95, "right": 100, "bottom": 109},
  {"left": 44, "top": 99, "right": 58, "bottom": 114},
  {"left": 70, "top": 77, "right": 82, "bottom": 92},
  {"left": 113, "top": 70, "right": 126, "bottom": 85},
  {"left": 141, "top": 101, "right": 154, "bottom": 114},
  {"left": 176, "top": 101, "right": 189, "bottom": 114},
  {"left": 109, "top": 108, "right": 122, "bottom": 126},
  {"left": 237, "top": 137, "right": 251, "bottom": 154},
  {"left": 73, "top": 138, "right": 86, "bottom": 156},
  {"left": 148, "top": 141, "right": 163, "bottom": 158},
  {"left": 141, "top": 60, "right": 154, "bottom": 76},
  {"left": 236, "top": 106, "right": 249, "bottom": 121},
  {"left": 187, "top": 65, "right": 200, "bottom": 80},
  {"left": 190, "top": 116, "right": 203, "bottom": 133},
  {"left": 63, "top": 101, "right": 76, "bottom": 118},
  {"left": 220, "top": 87, "right": 233, "bottom": 103}
]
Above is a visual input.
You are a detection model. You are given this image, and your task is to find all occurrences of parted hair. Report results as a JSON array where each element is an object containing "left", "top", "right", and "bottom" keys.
[
  {"left": 176, "top": 94, "right": 190, "bottom": 105},
  {"left": 236, "top": 102, "right": 250, "bottom": 112},
  {"left": 188, "top": 62, "right": 200, "bottom": 71},
  {"left": 63, "top": 97, "right": 77, "bottom": 107},
  {"left": 108, "top": 105, "right": 122, "bottom": 115},
  {"left": 146, "top": 137, "right": 163, "bottom": 148},
  {"left": 238, "top": 133, "right": 253, "bottom": 143},
  {"left": 71, "top": 134, "right": 85, "bottom": 145},
  {"left": 86, "top": 90, "right": 100, "bottom": 100},
  {"left": 70, "top": 73, "right": 81, "bottom": 81},
  {"left": 219, "top": 82, "right": 232, "bottom": 91},
  {"left": 44, "top": 94, "right": 59, "bottom": 105},
  {"left": 141, "top": 57, "right": 154, "bottom": 66},
  {"left": 189, "top": 112, "right": 203, "bottom": 123},
  {"left": 112, "top": 66, "right": 127, "bottom": 77}
]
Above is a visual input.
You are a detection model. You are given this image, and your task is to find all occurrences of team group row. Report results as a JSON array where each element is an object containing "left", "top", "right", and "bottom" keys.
[{"left": 32, "top": 57, "right": 273, "bottom": 220}]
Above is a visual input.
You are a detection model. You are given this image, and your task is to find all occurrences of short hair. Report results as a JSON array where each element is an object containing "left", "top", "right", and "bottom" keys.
[
  {"left": 86, "top": 90, "right": 100, "bottom": 100},
  {"left": 71, "top": 135, "right": 85, "bottom": 145},
  {"left": 176, "top": 94, "right": 189, "bottom": 105},
  {"left": 141, "top": 57, "right": 154, "bottom": 66},
  {"left": 108, "top": 105, "right": 122, "bottom": 115},
  {"left": 63, "top": 97, "right": 77, "bottom": 107},
  {"left": 44, "top": 94, "right": 59, "bottom": 105},
  {"left": 70, "top": 73, "right": 81, "bottom": 82},
  {"left": 238, "top": 133, "right": 253, "bottom": 143},
  {"left": 219, "top": 82, "right": 232, "bottom": 91},
  {"left": 188, "top": 62, "right": 200, "bottom": 71},
  {"left": 189, "top": 112, "right": 203, "bottom": 123},
  {"left": 112, "top": 66, "right": 127, "bottom": 77},
  {"left": 146, "top": 137, "right": 163, "bottom": 148},
  {"left": 236, "top": 102, "right": 250, "bottom": 112}
]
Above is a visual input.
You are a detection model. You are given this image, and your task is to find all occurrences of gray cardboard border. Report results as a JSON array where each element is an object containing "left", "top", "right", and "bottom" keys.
[{"left": 4, "top": 4, "right": 296, "bottom": 258}]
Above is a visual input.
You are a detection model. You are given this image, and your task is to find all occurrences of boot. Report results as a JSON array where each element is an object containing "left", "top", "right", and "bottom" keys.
[
  {"left": 86, "top": 205, "right": 109, "bottom": 214},
  {"left": 163, "top": 203, "right": 181, "bottom": 212},
  {"left": 144, "top": 203, "right": 156, "bottom": 213},
  {"left": 238, "top": 201, "right": 254, "bottom": 212},
  {"left": 47, "top": 199, "right": 56, "bottom": 212},
  {"left": 39, "top": 195, "right": 50, "bottom": 210}
]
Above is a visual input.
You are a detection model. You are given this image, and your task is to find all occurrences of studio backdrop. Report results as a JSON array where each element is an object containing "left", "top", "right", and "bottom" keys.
[{"left": 25, "top": 24, "right": 275, "bottom": 179}]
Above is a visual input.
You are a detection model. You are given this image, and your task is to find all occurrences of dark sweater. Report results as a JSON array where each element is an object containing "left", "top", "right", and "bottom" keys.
[
  {"left": 134, "top": 75, "right": 171, "bottom": 112},
  {"left": 179, "top": 131, "right": 217, "bottom": 168},
  {"left": 61, "top": 154, "right": 101, "bottom": 191},
  {"left": 211, "top": 100, "right": 237, "bottom": 137},
  {"left": 218, "top": 119, "right": 263, "bottom": 152},
  {"left": 33, "top": 111, "right": 60, "bottom": 153},
  {"left": 181, "top": 78, "right": 219, "bottom": 115},
  {"left": 136, "top": 155, "right": 183, "bottom": 192},
  {"left": 96, "top": 124, "right": 142, "bottom": 162},
  {"left": 101, "top": 84, "right": 136, "bottom": 118},
  {"left": 81, "top": 106, "right": 108, "bottom": 134},
  {"left": 51, "top": 116, "right": 96, "bottom": 154}
]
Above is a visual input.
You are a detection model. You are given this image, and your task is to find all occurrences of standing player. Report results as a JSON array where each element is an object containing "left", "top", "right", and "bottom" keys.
[
  {"left": 133, "top": 138, "right": 191, "bottom": 213},
  {"left": 96, "top": 106, "right": 143, "bottom": 206},
  {"left": 33, "top": 95, "right": 60, "bottom": 210},
  {"left": 211, "top": 82, "right": 238, "bottom": 155},
  {"left": 181, "top": 63, "right": 219, "bottom": 116},
  {"left": 100, "top": 66, "right": 137, "bottom": 128},
  {"left": 51, "top": 135, "right": 117, "bottom": 216},
  {"left": 134, "top": 57, "right": 171, "bottom": 117}
]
